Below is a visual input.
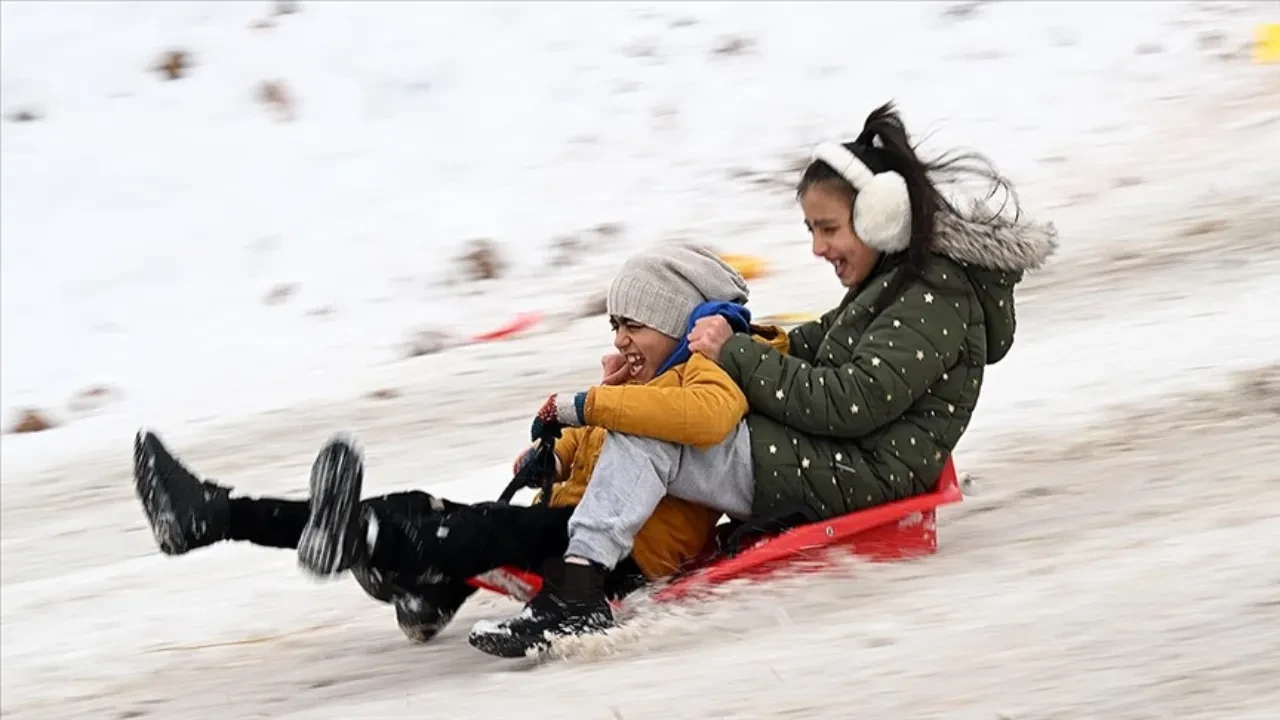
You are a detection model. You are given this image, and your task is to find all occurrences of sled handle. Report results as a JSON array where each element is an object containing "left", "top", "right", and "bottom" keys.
[{"left": 497, "top": 434, "right": 559, "bottom": 505}]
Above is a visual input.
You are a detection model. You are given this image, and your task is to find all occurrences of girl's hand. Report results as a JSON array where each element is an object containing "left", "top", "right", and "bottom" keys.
[{"left": 688, "top": 316, "right": 733, "bottom": 364}]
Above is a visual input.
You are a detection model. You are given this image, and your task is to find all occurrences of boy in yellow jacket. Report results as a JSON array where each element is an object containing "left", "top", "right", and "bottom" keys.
[
  {"left": 132, "top": 243, "right": 784, "bottom": 650},
  {"left": 463, "top": 246, "right": 787, "bottom": 657}
]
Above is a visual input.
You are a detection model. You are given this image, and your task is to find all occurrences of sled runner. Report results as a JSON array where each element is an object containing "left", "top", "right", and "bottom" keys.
[{"left": 467, "top": 455, "right": 963, "bottom": 604}]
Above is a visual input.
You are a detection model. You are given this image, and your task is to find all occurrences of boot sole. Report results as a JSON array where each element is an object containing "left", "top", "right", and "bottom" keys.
[
  {"left": 468, "top": 623, "right": 553, "bottom": 658},
  {"left": 298, "top": 435, "right": 364, "bottom": 577},
  {"left": 468, "top": 618, "right": 612, "bottom": 659},
  {"left": 133, "top": 430, "right": 187, "bottom": 556}
]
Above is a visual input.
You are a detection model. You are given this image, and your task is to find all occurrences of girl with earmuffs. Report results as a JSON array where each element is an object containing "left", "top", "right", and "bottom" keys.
[{"left": 465, "top": 101, "right": 1059, "bottom": 656}]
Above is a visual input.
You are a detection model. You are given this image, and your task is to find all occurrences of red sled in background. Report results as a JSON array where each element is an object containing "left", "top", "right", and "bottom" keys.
[{"left": 467, "top": 456, "right": 964, "bottom": 605}]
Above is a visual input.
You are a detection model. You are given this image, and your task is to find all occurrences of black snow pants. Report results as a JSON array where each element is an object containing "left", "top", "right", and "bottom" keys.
[{"left": 228, "top": 491, "right": 646, "bottom": 601}]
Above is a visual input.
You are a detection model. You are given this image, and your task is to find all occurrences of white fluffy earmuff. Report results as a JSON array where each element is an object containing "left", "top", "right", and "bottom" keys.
[{"left": 810, "top": 141, "right": 912, "bottom": 254}]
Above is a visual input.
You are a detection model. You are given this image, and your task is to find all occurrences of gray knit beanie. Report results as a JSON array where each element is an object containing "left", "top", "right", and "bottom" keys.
[{"left": 606, "top": 243, "right": 750, "bottom": 339}]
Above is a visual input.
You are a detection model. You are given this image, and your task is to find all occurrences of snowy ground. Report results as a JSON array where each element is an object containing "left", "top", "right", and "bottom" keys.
[{"left": 3, "top": 2, "right": 1279, "bottom": 719}]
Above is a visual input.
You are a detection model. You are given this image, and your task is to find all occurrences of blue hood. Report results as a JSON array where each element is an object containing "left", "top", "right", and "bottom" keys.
[{"left": 654, "top": 301, "right": 752, "bottom": 377}]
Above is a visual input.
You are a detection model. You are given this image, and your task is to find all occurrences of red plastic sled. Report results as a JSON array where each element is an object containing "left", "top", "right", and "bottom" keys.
[{"left": 467, "top": 457, "right": 963, "bottom": 605}]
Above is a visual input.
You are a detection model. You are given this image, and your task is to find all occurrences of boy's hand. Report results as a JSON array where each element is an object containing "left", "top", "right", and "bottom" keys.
[
  {"left": 513, "top": 441, "right": 563, "bottom": 479},
  {"left": 513, "top": 445, "right": 536, "bottom": 475},
  {"left": 601, "top": 353, "right": 631, "bottom": 385},
  {"left": 688, "top": 316, "right": 733, "bottom": 363},
  {"left": 513, "top": 442, "right": 564, "bottom": 478},
  {"left": 531, "top": 392, "right": 587, "bottom": 441}
]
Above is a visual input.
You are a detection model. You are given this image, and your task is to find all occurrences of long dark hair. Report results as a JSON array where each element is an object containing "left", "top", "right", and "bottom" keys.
[{"left": 798, "top": 102, "right": 1019, "bottom": 314}]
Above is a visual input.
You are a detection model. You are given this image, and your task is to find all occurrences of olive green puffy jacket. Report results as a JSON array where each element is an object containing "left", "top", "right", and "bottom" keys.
[{"left": 720, "top": 205, "right": 1057, "bottom": 521}]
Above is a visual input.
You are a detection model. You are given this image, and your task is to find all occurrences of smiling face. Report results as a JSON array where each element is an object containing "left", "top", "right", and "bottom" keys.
[
  {"left": 801, "top": 184, "right": 881, "bottom": 288},
  {"left": 610, "top": 316, "right": 679, "bottom": 384}
]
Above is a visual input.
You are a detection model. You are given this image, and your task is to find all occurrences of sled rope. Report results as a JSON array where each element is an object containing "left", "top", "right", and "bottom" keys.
[{"left": 497, "top": 429, "right": 560, "bottom": 506}]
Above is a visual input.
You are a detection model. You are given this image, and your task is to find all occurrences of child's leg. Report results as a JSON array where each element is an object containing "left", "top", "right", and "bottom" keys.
[
  {"left": 297, "top": 436, "right": 644, "bottom": 589},
  {"left": 468, "top": 422, "right": 754, "bottom": 659},
  {"left": 134, "top": 429, "right": 346, "bottom": 553},
  {"left": 132, "top": 429, "right": 397, "bottom": 554},
  {"left": 135, "top": 430, "right": 477, "bottom": 646},
  {"left": 134, "top": 429, "right": 308, "bottom": 555},
  {"left": 564, "top": 420, "right": 755, "bottom": 572},
  {"left": 358, "top": 492, "right": 646, "bottom": 643},
  {"left": 366, "top": 499, "right": 576, "bottom": 579},
  {"left": 227, "top": 497, "right": 308, "bottom": 548},
  {"left": 298, "top": 436, "right": 648, "bottom": 646},
  {"left": 345, "top": 495, "right": 482, "bottom": 644}
]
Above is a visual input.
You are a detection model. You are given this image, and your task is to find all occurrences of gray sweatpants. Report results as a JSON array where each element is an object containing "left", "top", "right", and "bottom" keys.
[{"left": 565, "top": 421, "right": 756, "bottom": 570}]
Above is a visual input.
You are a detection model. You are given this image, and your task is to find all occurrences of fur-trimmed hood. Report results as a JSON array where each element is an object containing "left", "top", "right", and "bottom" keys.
[
  {"left": 932, "top": 201, "right": 1058, "bottom": 364},
  {"left": 933, "top": 199, "right": 1059, "bottom": 273}
]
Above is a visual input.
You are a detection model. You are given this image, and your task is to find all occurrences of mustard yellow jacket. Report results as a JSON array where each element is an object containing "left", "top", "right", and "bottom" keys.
[{"left": 539, "top": 327, "right": 789, "bottom": 579}]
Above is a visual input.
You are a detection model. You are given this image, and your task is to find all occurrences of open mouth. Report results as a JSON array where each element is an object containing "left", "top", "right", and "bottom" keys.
[
  {"left": 625, "top": 353, "right": 645, "bottom": 377},
  {"left": 830, "top": 258, "right": 847, "bottom": 278}
]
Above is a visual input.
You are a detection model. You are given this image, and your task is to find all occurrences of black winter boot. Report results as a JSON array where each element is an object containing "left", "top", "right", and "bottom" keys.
[
  {"left": 349, "top": 560, "right": 396, "bottom": 603},
  {"left": 392, "top": 578, "right": 478, "bottom": 643},
  {"left": 468, "top": 556, "right": 614, "bottom": 658},
  {"left": 133, "top": 429, "right": 231, "bottom": 556},
  {"left": 352, "top": 492, "right": 483, "bottom": 644},
  {"left": 350, "top": 547, "right": 478, "bottom": 644},
  {"left": 297, "top": 435, "right": 366, "bottom": 577}
]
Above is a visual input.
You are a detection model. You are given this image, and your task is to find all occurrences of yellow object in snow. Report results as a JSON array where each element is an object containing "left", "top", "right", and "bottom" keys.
[
  {"left": 1256, "top": 23, "right": 1280, "bottom": 63},
  {"left": 718, "top": 253, "right": 769, "bottom": 280}
]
